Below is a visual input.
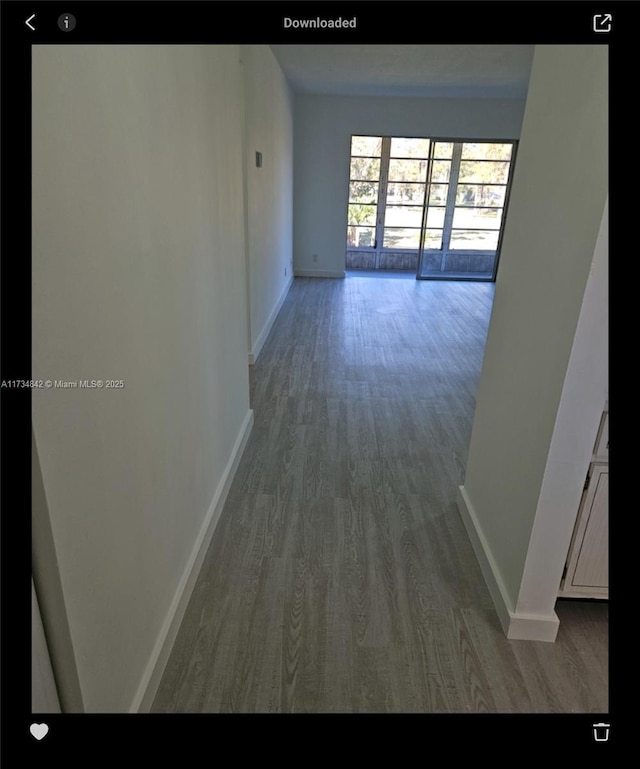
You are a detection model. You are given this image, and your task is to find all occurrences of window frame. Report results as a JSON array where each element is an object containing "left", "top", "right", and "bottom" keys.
[{"left": 345, "top": 135, "right": 518, "bottom": 280}]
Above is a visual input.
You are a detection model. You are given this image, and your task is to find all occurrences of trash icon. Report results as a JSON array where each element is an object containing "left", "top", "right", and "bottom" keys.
[{"left": 593, "top": 723, "right": 610, "bottom": 742}]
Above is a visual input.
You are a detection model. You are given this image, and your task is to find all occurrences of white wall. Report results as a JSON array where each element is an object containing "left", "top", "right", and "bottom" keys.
[
  {"left": 459, "top": 46, "right": 608, "bottom": 638},
  {"left": 516, "top": 198, "right": 608, "bottom": 618},
  {"left": 241, "top": 46, "right": 294, "bottom": 363},
  {"left": 32, "top": 580, "right": 61, "bottom": 713},
  {"left": 32, "top": 45, "right": 252, "bottom": 711},
  {"left": 293, "top": 94, "right": 526, "bottom": 276},
  {"left": 32, "top": 427, "right": 84, "bottom": 711}
]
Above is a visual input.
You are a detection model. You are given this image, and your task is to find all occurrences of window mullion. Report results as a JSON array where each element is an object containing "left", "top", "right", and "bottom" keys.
[
  {"left": 374, "top": 137, "right": 392, "bottom": 266},
  {"left": 441, "top": 143, "right": 463, "bottom": 260},
  {"left": 416, "top": 141, "right": 435, "bottom": 276}
]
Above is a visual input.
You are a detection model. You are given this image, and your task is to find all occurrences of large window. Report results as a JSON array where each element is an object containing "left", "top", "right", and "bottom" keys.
[
  {"left": 346, "top": 135, "right": 382, "bottom": 250},
  {"left": 450, "top": 142, "right": 513, "bottom": 252},
  {"left": 345, "top": 136, "right": 516, "bottom": 280},
  {"left": 383, "top": 138, "right": 443, "bottom": 250}
]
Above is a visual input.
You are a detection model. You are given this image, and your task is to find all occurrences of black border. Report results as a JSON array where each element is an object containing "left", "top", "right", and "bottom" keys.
[{"left": 1, "top": 0, "right": 627, "bottom": 758}]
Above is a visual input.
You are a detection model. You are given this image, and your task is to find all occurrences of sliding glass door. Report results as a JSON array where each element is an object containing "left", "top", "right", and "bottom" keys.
[{"left": 345, "top": 136, "right": 516, "bottom": 280}]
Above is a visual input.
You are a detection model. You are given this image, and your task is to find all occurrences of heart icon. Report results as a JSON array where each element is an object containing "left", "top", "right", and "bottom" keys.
[{"left": 30, "top": 723, "right": 49, "bottom": 740}]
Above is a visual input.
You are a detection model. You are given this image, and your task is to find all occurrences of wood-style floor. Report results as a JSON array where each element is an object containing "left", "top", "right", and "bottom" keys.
[{"left": 151, "top": 276, "right": 608, "bottom": 713}]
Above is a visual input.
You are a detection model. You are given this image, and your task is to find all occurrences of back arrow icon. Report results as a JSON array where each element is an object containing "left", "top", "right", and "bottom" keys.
[{"left": 26, "top": 14, "right": 36, "bottom": 31}]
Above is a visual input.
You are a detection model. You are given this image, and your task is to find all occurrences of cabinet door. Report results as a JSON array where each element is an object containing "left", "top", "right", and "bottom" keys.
[{"left": 562, "top": 464, "right": 608, "bottom": 598}]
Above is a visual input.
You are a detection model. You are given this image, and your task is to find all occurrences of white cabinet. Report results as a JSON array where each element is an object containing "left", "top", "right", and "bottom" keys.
[{"left": 558, "top": 409, "right": 608, "bottom": 599}]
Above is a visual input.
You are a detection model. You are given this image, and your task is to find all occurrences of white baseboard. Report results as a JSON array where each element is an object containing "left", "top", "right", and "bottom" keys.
[
  {"left": 505, "top": 611, "right": 560, "bottom": 642},
  {"left": 248, "top": 276, "right": 293, "bottom": 365},
  {"left": 456, "top": 486, "right": 514, "bottom": 634},
  {"left": 456, "top": 486, "right": 559, "bottom": 643},
  {"left": 294, "top": 268, "right": 345, "bottom": 279},
  {"left": 130, "top": 409, "right": 255, "bottom": 712}
]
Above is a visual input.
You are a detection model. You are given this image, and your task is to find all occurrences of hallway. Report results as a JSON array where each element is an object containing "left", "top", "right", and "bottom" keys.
[{"left": 151, "top": 276, "right": 608, "bottom": 713}]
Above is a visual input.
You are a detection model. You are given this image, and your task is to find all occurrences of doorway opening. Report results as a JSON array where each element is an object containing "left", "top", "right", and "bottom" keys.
[{"left": 345, "top": 135, "right": 517, "bottom": 281}]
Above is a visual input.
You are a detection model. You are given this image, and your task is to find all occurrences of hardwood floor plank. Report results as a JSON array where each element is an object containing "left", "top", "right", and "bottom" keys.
[{"left": 151, "top": 276, "right": 608, "bottom": 714}]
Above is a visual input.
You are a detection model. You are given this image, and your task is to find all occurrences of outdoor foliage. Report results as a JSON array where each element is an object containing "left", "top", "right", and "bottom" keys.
[{"left": 347, "top": 137, "right": 513, "bottom": 251}]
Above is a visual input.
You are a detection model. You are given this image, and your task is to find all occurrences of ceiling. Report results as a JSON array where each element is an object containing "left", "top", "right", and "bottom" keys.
[{"left": 269, "top": 45, "right": 535, "bottom": 99}]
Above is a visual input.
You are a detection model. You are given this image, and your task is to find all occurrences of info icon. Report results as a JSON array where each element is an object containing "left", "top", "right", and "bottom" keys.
[{"left": 58, "top": 13, "right": 76, "bottom": 32}]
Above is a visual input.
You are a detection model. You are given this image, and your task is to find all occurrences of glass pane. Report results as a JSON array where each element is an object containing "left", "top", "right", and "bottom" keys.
[
  {"left": 348, "top": 204, "right": 377, "bottom": 227},
  {"left": 384, "top": 206, "right": 424, "bottom": 228},
  {"left": 461, "top": 142, "right": 512, "bottom": 161},
  {"left": 424, "top": 229, "right": 443, "bottom": 249},
  {"left": 347, "top": 226, "right": 376, "bottom": 248},
  {"left": 349, "top": 181, "right": 379, "bottom": 205},
  {"left": 450, "top": 230, "right": 500, "bottom": 250},
  {"left": 431, "top": 160, "right": 451, "bottom": 183},
  {"left": 426, "top": 206, "right": 445, "bottom": 228},
  {"left": 458, "top": 161, "right": 510, "bottom": 185},
  {"left": 390, "top": 137, "right": 430, "bottom": 158},
  {"left": 350, "top": 157, "right": 381, "bottom": 181},
  {"left": 429, "top": 184, "right": 449, "bottom": 205},
  {"left": 433, "top": 142, "right": 454, "bottom": 159},
  {"left": 351, "top": 136, "right": 382, "bottom": 157},
  {"left": 452, "top": 207, "right": 503, "bottom": 230},
  {"left": 388, "top": 158, "right": 428, "bottom": 182},
  {"left": 455, "top": 184, "right": 506, "bottom": 207},
  {"left": 386, "top": 182, "right": 425, "bottom": 206},
  {"left": 383, "top": 228, "right": 421, "bottom": 249}
]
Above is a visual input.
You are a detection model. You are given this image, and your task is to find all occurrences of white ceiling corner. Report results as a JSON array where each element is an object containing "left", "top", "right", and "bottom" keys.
[{"left": 269, "top": 44, "right": 535, "bottom": 99}]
